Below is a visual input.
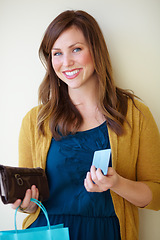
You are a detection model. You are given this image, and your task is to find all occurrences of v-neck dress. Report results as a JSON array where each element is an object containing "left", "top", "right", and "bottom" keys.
[{"left": 29, "top": 122, "right": 121, "bottom": 240}]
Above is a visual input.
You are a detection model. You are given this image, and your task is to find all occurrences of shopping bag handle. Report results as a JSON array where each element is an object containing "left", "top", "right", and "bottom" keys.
[{"left": 15, "top": 198, "right": 51, "bottom": 231}]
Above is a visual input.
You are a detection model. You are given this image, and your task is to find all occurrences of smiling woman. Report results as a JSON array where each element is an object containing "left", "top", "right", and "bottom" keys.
[
  {"left": 11, "top": 10, "right": 160, "bottom": 240},
  {"left": 51, "top": 26, "right": 96, "bottom": 93},
  {"left": 37, "top": 10, "right": 132, "bottom": 138}
]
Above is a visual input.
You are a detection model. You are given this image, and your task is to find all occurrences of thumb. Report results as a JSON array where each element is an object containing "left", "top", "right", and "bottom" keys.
[{"left": 107, "top": 167, "right": 115, "bottom": 176}]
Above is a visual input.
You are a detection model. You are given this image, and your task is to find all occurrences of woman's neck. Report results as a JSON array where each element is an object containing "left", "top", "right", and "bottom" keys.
[
  {"left": 68, "top": 79, "right": 106, "bottom": 131},
  {"left": 68, "top": 77, "right": 99, "bottom": 108}
]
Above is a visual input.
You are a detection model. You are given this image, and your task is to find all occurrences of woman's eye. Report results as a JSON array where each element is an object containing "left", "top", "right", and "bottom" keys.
[
  {"left": 73, "top": 48, "right": 81, "bottom": 53},
  {"left": 54, "top": 52, "right": 62, "bottom": 56}
]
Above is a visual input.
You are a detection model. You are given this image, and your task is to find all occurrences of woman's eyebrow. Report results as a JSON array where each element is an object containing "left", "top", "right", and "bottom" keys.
[
  {"left": 52, "top": 42, "right": 85, "bottom": 50},
  {"left": 68, "top": 42, "right": 85, "bottom": 48}
]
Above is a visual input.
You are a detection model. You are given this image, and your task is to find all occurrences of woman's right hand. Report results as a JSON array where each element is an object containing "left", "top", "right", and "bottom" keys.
[{"left": 11, "top": 185, "right": 39, "bottom": 213}]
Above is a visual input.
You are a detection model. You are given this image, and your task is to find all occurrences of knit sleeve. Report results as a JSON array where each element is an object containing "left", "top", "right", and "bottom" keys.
[
  {"left": 136, "top": 104, "right": 160, "bottom": 210},
  {"left": 18, "top": 107, "right": 38, "bottom": 168}
]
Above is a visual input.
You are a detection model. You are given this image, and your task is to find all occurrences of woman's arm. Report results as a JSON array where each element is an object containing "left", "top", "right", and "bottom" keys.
[
  {"left": 84, "top": 166, "right": 152, "bottom": 208},
  {"left": 84, "top": 102, "right": 160, "bottom": 209},
  {"left": 12, "top": 109, "right": 39, "bottom": 212},
  {"left": 18, "top": 113, "right": 33, "bottom": 168}
]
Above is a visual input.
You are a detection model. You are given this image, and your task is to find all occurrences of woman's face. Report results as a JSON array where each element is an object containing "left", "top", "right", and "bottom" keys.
[{"left": 51, "top": 26, "right": 97, "bottom": 91}]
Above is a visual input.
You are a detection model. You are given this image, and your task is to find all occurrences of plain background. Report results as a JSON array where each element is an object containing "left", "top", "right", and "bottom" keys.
[{"left": 0, "top": 0, "right": 160, "bottom": 239}]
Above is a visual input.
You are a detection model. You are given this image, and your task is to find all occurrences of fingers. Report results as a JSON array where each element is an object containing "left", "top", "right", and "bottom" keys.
[
  {"left": 12, "top": 185, "right": 39, "bottom": 213},
  {"left": 84, "top": 166, "right": 111, "bottom": 192},
  {"left": 84, "top": 168, "right": 101, "bottom": 192},
  {"left": 91, "top": 166, "right": 104, "bottom": 183},
  {"left": 20, "top": 185, "right": 39, "bottom": 213},
  {"left": 84, "top": 172, "right": 93, "bottom": 191},
  {"left": 107, "top": 167, "right": 115, "bottom": 176},
  {"left": 90, "top": 165, "right": 98, "bottom": 182},
  {"left": 22, "top": 185, "right": 39, "bottom": 205},
  {"left": 12, "top": 199, "right": 22, "bottom": 210}
]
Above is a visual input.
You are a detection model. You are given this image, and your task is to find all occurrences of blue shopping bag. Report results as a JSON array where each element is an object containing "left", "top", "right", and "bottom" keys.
[{"left": 0, "top": 198, "right": 70, "bottom": 240}]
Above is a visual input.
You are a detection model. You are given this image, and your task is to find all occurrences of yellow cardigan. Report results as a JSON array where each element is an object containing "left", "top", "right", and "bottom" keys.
[{"left": 18, "top": 99, "right": 160, "bottom": 240}]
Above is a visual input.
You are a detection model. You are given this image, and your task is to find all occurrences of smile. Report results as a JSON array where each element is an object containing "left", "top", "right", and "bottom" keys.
[{"left": 63, "top": 69, "right": 82, "bottom": 79}]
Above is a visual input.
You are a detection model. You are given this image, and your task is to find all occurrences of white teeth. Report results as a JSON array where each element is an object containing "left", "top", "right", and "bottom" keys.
[{"left": 65, "top": 69, "right": 80, "bottom": 76}]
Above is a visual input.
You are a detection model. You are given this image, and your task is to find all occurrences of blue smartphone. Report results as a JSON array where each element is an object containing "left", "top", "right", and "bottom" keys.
[{"left": 92, "top": 149, "right": 111, "bottom": 175}]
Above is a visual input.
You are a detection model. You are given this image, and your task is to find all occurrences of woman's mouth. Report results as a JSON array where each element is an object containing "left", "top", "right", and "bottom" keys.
[{"left": 63, "top": 68, "right": 82, "bottom": 79}]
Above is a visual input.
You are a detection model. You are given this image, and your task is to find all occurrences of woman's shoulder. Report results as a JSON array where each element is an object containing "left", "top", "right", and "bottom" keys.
[
  {"left": 21, "top": 105, "right": 41, "bottom": 129},
  {"left": 128, "top": 98, "right": 151, "bottom": 117},
  {"left": 127, "top": 98, "right": 158, "bottom": 130},
  {"left": 23, "top": 105, "right": 40, "bottom": 119}
]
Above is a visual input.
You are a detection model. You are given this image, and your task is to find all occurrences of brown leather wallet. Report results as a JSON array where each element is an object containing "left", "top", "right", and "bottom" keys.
[{"left": 0, "top": 165, "right": 50, "bottom": 204}]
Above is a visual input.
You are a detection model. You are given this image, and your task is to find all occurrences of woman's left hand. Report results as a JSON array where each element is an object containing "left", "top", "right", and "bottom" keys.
[
  {"left": 84, "top": 165, "right": 119, "bottom": 192},
  {"left": 84, "top": 165, "right": 152, "bottom": 207}
]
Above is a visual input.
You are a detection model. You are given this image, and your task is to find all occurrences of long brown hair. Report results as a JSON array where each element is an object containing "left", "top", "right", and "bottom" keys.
[{"left": 38, "top": 10, "right": 136, "bottom": 139}]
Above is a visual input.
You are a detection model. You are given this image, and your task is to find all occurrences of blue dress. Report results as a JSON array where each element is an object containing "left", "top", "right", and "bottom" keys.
[{"left": 29, "top": 122, "right": 121, "bottom": 240}]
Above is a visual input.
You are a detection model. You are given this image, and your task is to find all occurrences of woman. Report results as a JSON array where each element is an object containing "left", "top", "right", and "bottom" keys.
[{"left": 12, "top": 10, "right": 160, "bottom": 240}]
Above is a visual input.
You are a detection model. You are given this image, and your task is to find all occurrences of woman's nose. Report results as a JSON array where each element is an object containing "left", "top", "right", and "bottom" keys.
[{"left": 63, "top": 54, "right": 74, "bottom": 67}]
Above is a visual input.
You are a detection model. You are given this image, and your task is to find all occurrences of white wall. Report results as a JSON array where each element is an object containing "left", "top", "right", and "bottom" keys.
[{"left": 0, "top": 0, "right": 160, "bottom": 238}]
